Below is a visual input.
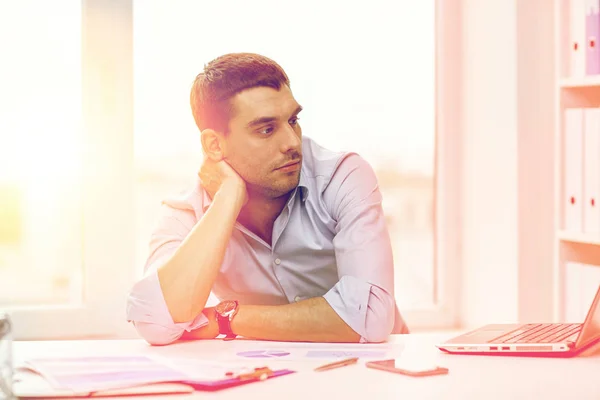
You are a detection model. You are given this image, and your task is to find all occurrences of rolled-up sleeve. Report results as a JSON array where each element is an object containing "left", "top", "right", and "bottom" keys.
[
  {"left": 323, "top": 277, "right": 395, "bottom": 343},
  {"left": 322, "top": 154, "right": 405, "bottom": 342},
  {"left": 126, "top": 204, "right": 209, "bottom": 345}
]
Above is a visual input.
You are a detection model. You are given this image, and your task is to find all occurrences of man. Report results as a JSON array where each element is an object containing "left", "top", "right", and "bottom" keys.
[{"left": 126, "top": 53, "right": 408, "bottom": 345}]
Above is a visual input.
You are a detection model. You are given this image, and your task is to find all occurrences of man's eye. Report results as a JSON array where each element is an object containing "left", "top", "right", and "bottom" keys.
[
  {"left": 258, "top": 126, "right": 273, "bottom": 135},
  {"left": 289, "top": 117, "right": 300, "bottom": 126}
]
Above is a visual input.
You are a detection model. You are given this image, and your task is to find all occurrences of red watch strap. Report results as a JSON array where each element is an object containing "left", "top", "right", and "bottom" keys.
[
  {"left": 215, "top": 300, "right": 238, "bottom": 339},
  {"left": 216, "top": 313, "right": 235, "bottom": 338}
]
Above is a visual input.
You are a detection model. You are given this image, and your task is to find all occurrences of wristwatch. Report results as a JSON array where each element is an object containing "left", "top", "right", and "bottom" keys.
[{"left": 215, "top": 300, "right": 239, "bottom": 341}]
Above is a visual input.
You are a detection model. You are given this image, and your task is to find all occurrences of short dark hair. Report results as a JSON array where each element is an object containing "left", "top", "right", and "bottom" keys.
[{"left": 190, "top": 53, "right": 290, "bottom": 134}]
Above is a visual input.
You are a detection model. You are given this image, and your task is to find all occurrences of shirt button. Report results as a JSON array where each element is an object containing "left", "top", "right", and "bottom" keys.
[
  {"left": 294, "top": 296, "right": 301, "bottom": 302},
  {"left": 274, "top": 258, "right": 281, "bottom": 265}
]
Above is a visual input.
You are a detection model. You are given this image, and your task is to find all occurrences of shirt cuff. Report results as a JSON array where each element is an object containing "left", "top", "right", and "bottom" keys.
[
  {"left": 322, "top": 275, "right": 371, "bottom": 342},
  {"left": 126, "top": 270, "right": 209, "bottom": 344}
]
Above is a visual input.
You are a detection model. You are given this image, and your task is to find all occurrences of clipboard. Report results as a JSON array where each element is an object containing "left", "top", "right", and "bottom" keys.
[
  {"left": 182, "top": 367, "right": 296, "bottom": 392},
  {"left": 16, "top": 356, "right": 296, "bottom": 396},
  {"left": 15, "top": 368, "right": 296, "bottom": 397}
]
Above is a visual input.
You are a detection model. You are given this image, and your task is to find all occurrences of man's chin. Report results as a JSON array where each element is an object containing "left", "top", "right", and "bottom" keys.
[{"left": 267, "top": 177, "right": 301, "bottom": 198}]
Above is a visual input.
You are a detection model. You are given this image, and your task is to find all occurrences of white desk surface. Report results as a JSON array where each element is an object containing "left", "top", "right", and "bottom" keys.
[{"left": 13, "top": 332, "right": 600, "bottom": 400}]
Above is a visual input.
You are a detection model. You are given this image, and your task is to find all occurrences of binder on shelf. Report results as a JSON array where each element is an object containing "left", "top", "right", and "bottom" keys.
[
  {"left": 571, "top": 0, "right": 587, "bottom": 77},
  {"left": 586, "top": 0, "right": 600, "bottom": 75},
  {"left": 564, "top": 108, "right": 584, "bottom": 233},
  {"left": 583, "top": 108, "right": 600, "bottom": 234}
]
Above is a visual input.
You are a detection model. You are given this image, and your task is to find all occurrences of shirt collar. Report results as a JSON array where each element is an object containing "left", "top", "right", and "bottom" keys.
[{"left": 298, "top": 168, "right": 309, "bottom": 202}]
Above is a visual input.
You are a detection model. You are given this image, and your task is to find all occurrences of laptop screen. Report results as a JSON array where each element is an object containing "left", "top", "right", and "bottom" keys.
[{"left": 575, "top": 285, "right": 600, "bottom": 348}]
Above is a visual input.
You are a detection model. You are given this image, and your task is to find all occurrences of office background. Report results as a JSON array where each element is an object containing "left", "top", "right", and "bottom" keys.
[{"left": 0, "top": 0, "right": 599, "bottom": 340}]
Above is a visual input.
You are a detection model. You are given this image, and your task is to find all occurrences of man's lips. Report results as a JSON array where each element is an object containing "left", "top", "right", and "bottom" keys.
[{"left": 276, "top": 160, "right": 301, "bottom": 170}]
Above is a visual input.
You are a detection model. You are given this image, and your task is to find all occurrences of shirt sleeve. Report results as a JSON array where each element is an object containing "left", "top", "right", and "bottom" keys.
[
  {"left": 321, "top": 154, "right": 402, "bottom": 342},
  {"left": 126, "top": 204, "right": 209, "bottom": 345}
]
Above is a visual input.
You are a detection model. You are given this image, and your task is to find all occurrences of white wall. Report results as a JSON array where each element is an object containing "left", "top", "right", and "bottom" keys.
[{"left": 458, "top": 0, "right": 555, "bottom": 328}]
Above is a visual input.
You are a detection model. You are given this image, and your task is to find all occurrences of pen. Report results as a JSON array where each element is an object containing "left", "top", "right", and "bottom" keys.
[
  {"left": 314, "top": 357, "right": 359, "bottom": 372},
  {"left": 237, "top": 367, "right": 274, "bottom": 381}
]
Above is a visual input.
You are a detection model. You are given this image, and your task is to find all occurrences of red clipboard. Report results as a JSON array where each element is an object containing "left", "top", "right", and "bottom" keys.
[{"left": 181, "top": 368, "right": 296, "bottom": 392}]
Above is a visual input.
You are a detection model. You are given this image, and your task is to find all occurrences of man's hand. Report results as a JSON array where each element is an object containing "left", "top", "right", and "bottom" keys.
[
  {"left": 199, "top": 158, "right": 248, "bottom": 207},
  {"left": 180, "top": 307, "right": 220, "bottom": 340}
]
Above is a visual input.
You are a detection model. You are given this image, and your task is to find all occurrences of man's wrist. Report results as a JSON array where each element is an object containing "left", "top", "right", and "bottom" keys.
[
  {"left": 229, "top": 304, "right": 243, "bottom": 336},
  {"left": 216, "top": 181, "right": 246, "bottom": 210}
]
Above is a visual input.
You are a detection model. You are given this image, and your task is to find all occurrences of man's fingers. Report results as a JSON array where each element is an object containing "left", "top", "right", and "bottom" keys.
[
  {"left": 199, "top": 172, "right": 218, "bottom": 188},
  {"left": 198, "top": 172, "right": 211, "bottom": 187}
]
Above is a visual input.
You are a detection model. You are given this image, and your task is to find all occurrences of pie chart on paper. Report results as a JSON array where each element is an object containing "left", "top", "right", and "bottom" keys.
[{"left": 236, "top": 350, "right": 291, "bottom": 358}]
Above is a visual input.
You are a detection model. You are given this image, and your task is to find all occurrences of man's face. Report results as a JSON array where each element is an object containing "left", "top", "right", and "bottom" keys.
[{"left": 223, "top": 85, "right": 303, "bottom": 199}]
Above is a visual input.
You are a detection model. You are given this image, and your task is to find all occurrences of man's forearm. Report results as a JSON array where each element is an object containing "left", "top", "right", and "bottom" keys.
[
  {"left": 157, "top": 183, "right": 244, "bottom": 323},
  {"left": 230, "top": 297, "right": 361, "bottom": 343}
]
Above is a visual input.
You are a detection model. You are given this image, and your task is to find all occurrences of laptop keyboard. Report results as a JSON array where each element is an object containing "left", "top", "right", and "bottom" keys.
[{"left": 490, "top": 323, "right": 582, "bottom": 344}]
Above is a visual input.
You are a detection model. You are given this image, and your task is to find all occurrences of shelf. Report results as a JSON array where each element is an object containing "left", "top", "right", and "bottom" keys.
[
  {"left": 559, "top": 76, "right": 600, "bottom": 88},
  {"left": 557, "top": 231, "right": 600, "bottom": 246}
]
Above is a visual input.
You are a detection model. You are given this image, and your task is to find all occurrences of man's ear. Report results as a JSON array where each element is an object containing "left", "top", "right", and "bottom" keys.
[{"left": 200, "top": 129, "right": 226, "bottom": 161}]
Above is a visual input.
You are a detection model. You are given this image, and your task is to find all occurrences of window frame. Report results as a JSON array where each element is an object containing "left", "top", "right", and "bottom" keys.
[{"left": 400, "top": 0, "right": 462, "bottom": 330}]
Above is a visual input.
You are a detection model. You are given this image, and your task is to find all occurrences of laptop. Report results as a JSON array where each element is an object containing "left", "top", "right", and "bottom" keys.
[{"left": 436, "top": 285, "right": 600, "bottom": 357}]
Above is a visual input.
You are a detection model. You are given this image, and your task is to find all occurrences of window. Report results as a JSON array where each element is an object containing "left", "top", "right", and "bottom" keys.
[
  {"left": 1, "top": 0, "right": 136, "bottom": 339},
  {"left": 0, "top": 1, "right": 83, "bottom": 307},
  {"left": 133, "top": 0, "right": 456, "bottom": 326},
  {"left": 2, "top": 0, "right": 458, "bottom": 338}
]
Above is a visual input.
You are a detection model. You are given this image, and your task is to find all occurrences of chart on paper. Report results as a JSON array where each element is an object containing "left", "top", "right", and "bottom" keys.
[
  {"left": 236, "top": 350, "right": 291, "bottom": 358},
  {"left": 305, "top": 351, "right": 387, "bottom": 358},
  {"left": 234, "top": 349, "right": 392, "bottom": 360}
]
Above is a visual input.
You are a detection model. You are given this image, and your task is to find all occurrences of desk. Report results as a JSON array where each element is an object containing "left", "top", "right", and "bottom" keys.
[{"left": 13, "top": 333, "right": 600, "bottom": 400}]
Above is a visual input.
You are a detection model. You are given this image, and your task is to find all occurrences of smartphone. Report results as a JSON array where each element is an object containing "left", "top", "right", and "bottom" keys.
[{"left": 365, "top": 359, "right": 449, "bottom": 377}]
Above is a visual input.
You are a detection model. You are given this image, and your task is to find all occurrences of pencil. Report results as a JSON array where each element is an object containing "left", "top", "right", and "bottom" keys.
[{"left": 314, "top": 357, "right": 359, "bottom": 372}]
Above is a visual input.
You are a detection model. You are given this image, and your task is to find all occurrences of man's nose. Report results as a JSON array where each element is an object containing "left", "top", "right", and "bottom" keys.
[{"left": 280, "top": 123, "right": 301, "bottom": 154}]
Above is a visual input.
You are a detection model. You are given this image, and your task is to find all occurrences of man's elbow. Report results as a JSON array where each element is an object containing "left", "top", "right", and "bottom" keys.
[
  {"left": 362, "top": 295, "right": 395, "bottom": 343},
  {"left": 132, "top": 321, "right": 184, "bottom": 346},
  {"left": 363, "top": 315, "right": 394, "bottom": 343}
]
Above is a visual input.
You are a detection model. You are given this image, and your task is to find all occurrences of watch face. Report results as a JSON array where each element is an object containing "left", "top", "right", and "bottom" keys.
[{"left": 216, "top": 300, "right": 237, "bottom": 315}]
